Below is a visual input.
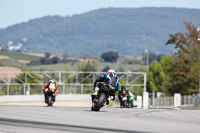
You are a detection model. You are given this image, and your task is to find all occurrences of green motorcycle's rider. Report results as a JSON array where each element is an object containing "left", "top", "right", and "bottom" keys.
[
  {"left": 128, "top": 91, "right": 135, "bottom": 102},
  {"left": 127, "top": 90, "right": 135, "bottom": 108},
  {"left": 92, "top": 69, "right": 119, "bottom": 101}
]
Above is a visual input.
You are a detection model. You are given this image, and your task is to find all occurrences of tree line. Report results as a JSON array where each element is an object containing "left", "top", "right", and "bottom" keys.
[
  {"left": 28, "top": 51, "right": 120, "bottom": 65},
  {"left": 13, "top": 21, "right": 200, "bottom": 96},
  {"left": 140, "top": 22, "right": 200, "bottom": 96}
]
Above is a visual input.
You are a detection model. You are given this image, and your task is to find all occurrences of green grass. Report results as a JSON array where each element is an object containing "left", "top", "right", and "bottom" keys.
[
  {"left": 29, "top": 61, "right": 143, "bottom": 72},
  {"left": 0, "top": 58, "right": 26, "bottom": 68},
  {"left": 0, "top": 51, "right": 40, "bottom": 61},
  {"left": 0, "top": 51, "right": 144, "bottom": 72},
  {"left": 97, "top": 61, "right": 143, "bottom": 72},
  {"left": 30, "top": 62, "right": 83, "bottom": 71}
]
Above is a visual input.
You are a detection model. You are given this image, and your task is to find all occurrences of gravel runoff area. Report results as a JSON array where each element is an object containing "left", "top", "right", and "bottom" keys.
[
  {"left": 0, "top": 94, "right": 120, "bottom": 107},
  {"left": 0, "top": 101, "right": 121, "bottom": 108},
  {"left": 0, "top": 94, "right": 92, "bottom": 107}
]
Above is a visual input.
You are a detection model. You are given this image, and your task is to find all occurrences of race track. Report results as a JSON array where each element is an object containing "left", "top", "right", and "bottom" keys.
[{"left": 0, "top": 105, "right": 200, "bottom": 133}]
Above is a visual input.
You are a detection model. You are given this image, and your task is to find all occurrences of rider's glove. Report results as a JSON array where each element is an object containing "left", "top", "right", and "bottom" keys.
[
  {"left": 94, "top": 87, "right": 99, "bottom": 91},
  {"left": 92, "top": 87, "right": 99, "bottom": 95}
]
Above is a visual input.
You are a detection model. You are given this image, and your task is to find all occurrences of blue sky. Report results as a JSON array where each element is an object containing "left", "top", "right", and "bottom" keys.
[{"left": 0, "top": 0, "right": 200, "bottom": 29}]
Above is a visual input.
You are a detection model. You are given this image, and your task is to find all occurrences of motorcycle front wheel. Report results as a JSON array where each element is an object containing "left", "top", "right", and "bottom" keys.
[
  {"left": 122, "top": 101, "right": 127, "bottom": 108},
  {"left": 47, "top": 96, "right": 53, "bottom": 106},
  {"left": 93, "top": 93, "right": 106, "bottom": 111}
]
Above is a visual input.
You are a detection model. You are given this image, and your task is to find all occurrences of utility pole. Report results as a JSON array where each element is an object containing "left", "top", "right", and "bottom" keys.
[
  {"left": 144, "top": 49, "right": 149, "bottom": 93},
  {"left": 197, "top": 28, "right": 200, "bottom": 95},
  {"left": 145, "top": 49, "right": 149, "bottom": 72},
  {"left": 199, "top": 63, "right": 200, "bottom": 96}
]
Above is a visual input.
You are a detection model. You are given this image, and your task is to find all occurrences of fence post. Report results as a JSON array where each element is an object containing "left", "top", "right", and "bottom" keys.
[
  {"left": 59, "top": 72, "right": 61, "bottom": 84},
  {"left": 26, "top": 84, "right": 30, "bottom": 95},
  {"left": 81, "top": 84, "right": 83, "bottom": 94},
  {"left": 137, "top": 95, "right": 142, "bottom": 109},
  {"left": 7, "top": 72, "right": 11, "bottom": 95},
  {"left": 126, "top": 74, "right": 128, "bottom": 85},
  {"left": 152, "top": 90, "right": 155, "bottom": 108},
  {"left": 42, "top": 73, "right": 44, "bottom": 84},
  {"left": 174, "top": 93, "right": 181, "bottom": 108},
  {"left": 75, "top": 73, "right": 78, "bottom": 84},
  {"left": 24, "top": 83, "right": 26, "bottom": 95},
  {"left": 93, "top": 74, "right": 95, "bottom": 83},
  {"left": 143, "top": 92, "right": 149, "bottom": 109},
  {"left": 63, "top": 83, "right": 65, "bottom": 94},
  {"left": 7, "top": 83, "right": 9, "bottom": 95},
  {"left": 25, "top": 72, "right": 27, "bottom": 83},
  {"left": 144, "top": 73, "right": 146, "bottom": 92},
  {"left": 194, "top": 96, "right": 200, "bottom": 107}
]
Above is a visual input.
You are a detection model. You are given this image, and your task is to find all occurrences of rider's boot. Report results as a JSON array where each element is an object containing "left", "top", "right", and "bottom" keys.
[
  {"left": 45, "top": 94, "right": 47, "bottom": 103},
  {"left": 106, "top": 97, "right": 110, "bottom": 105}
]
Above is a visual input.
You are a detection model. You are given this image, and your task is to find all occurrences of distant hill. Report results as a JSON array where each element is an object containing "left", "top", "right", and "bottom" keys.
[{"left": 0, "top": 7, "right": 200, "bottom": 57}]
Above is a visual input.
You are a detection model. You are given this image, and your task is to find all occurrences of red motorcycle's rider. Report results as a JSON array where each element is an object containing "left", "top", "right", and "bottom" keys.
[
  {"left": 43, "top": 80, "right": 58, "bottom": 103},
  {"left": 92, "top": 69, "right": 119, "bottom": 102}
]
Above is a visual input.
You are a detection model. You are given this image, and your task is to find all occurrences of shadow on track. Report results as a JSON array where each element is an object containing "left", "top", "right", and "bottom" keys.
[{"left": 0, "top": 117, "right": 147, "bottom": 133}]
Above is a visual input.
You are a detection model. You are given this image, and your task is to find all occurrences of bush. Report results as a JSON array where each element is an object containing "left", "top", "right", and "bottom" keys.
[{"left": 101, "top": 51, "right": 119, "bottom": 62}]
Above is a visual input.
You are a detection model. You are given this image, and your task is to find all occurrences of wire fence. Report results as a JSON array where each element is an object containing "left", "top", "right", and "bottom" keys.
[
  {"left": 148, "top": 95, "right": 196, "bottom": 109},
  {"left": 0, "top": 71, "right": 146, "bottom": 96}
]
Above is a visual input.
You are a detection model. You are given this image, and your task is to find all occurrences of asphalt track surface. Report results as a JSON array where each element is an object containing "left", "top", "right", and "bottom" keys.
[{"left": 0, "top": 105, "right": 200, "bottom": 133}]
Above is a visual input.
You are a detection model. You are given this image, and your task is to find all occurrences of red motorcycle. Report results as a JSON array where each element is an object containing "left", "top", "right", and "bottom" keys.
[{"left": 46, "top": 88, "right": 56, "bottom": 106}]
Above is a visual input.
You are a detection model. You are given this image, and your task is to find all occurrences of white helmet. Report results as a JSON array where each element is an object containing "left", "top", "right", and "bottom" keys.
[
  {"left": 49, "top": 80, "right": 55, "bottom": 83},
  {"left": 108, "top": 69, "right": 115, "bottom": 74}
]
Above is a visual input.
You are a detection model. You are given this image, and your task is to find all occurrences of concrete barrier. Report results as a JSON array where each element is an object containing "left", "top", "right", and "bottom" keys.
[
  {"left": 0, "top": 94, "right": 91, "bottom": 102},
  {"left": 195, "top": 96, "right": 200, "bottom": 107}
]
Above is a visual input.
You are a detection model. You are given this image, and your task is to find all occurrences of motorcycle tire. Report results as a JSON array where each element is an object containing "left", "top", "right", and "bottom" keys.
[
  {"left": 128, "top": 102, "right": 131, "bottom": 108},
  {"left": 94, "top": 93, "right": 106, "bottom": 111},
  {"left": 131, "top": 102, "right": 134, "bottom": 108},
  {"left": 122, "top": 101, "right": 127, "bottom": 108},
  {"left": 47, "top": 96, "right": 53, "bottom": 106},
  {"left": 91, "top": 106, "right": 94, "bottom": 111}
]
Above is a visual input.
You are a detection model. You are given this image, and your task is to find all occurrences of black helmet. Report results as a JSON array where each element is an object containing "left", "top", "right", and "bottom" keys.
[{"left": 121, "top": 85, "right": 126, "bottom": 90}]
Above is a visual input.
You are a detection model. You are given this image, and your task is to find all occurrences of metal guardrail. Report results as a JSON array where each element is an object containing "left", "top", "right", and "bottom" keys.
[
  {"left": 0, "top": 71, "right": 146, "bottom": 95},
  {"left": 149, "top": 95, "right": 196, "bottom": 109}
]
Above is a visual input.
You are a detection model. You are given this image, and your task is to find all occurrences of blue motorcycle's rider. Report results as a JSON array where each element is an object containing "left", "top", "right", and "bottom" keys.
[{"left": 92, "top": 69, "right": 119, "bottom": 102}]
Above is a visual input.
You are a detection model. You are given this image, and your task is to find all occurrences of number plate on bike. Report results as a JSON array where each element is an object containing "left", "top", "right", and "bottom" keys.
[{"left": 122, "top": 97, "right": 127, "bottom": 100}]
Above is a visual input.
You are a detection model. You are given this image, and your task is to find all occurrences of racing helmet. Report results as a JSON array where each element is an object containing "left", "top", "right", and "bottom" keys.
[
  {"left": 49, "top": 80, "right": 55, "bottom": 83},
  {"left": 108, "top": 69, "right": 115, "bottom": 76},
  {"left": 108, "top": 69, "right": 115, "bottom": 73}
]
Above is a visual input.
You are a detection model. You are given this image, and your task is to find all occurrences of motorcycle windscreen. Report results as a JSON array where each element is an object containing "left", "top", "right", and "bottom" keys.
[{"left": 110, "top": 76, "right": 118, "bottom": 87}]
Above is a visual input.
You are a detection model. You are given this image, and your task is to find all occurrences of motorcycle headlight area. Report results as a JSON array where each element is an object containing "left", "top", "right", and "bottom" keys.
[{"left": 49, "top": 88, "right": 55, "bottom": 92}]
